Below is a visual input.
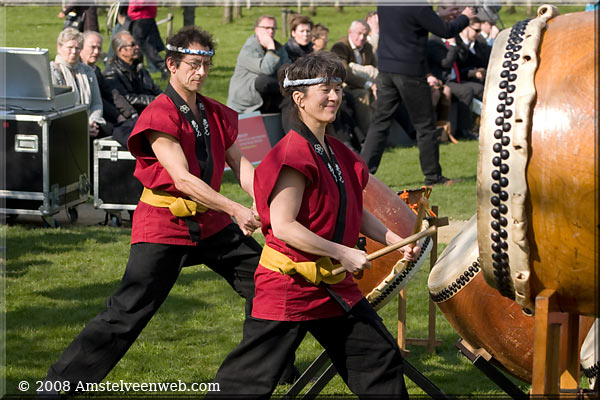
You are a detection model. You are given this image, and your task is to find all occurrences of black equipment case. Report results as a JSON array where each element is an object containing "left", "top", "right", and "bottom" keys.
[
  {"left": 93, "top": 136, "right": 142, "bottom": 215},
  {"left": 1, "top": 106, "right": 90, "bottom": 225}
]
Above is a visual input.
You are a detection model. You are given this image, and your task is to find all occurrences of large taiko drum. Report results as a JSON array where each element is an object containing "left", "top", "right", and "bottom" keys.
[
  {"left": 429, "top": 215, "right": 595, "bottom": 382},
  {"left": 356, "top": 175, "right": 433, "bottom": 310},
  {"left": 477, "top": 6, "right": 597, "bottom": 315}
]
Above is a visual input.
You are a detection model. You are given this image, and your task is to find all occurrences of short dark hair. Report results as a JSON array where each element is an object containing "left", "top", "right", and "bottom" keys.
[
  {"left": 165, "top": 26, "right": 216, "bottom": 68},
  {"left": 470, "top": 16, "right": 482, "bottom": 25},
  {"left": 278, "top": 51, "right": 345, "bottom": 98},
  {"left": 288, "top": 14, "right": 313, "bottom": 35}
]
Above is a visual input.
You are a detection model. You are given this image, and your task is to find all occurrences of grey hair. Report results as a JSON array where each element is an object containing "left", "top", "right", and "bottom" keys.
[
  {"left": 349, "top": 19, "right": 370, "bottom": 34},
  {"left": 57, "top": 27, "right": 83, "bottom": 48},
  {"left": 83, "top": 30, "right": 103, "bottom": 44},
  {"left": 111, "top": 31, "right": 134, "bottom": 54}
]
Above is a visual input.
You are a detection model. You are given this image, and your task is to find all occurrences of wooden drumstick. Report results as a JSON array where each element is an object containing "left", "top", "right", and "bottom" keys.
[{"left": 331, "top": 224, "right": 439, "bottom": 276}]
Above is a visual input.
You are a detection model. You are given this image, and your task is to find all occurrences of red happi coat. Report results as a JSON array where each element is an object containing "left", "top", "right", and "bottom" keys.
[
  {"left": 252, "top": 129, "right": 368, "bottom": 321},
  {"left": 127, "top": 93, "right": 237, "bottom": 245}
]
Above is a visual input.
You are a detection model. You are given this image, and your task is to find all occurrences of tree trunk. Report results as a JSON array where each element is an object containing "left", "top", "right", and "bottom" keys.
[
  {"left": 308, "top": 0, "right": 316, "bottom": 16},
  {"left": 334, "top": 0, "right": 343, "bottom": 13},
  {"left": 223, "top": 3, "right": 232, "bottom": 24},
  {"left": 233, "top": 5, "right": 242, "bottom": 19},
  {"left": 183, "top": 6, "right": 195, "bottom": 27},
  {"left": 506, "top": 5, "right": 516, "bottom": 14}
]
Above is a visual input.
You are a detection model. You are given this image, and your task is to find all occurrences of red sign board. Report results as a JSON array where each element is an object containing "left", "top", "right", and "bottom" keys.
[{"left": 237, "top": 113, "right": 272, "bottom": 164}]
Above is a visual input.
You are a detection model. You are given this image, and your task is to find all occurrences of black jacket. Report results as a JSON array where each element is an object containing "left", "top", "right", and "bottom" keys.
[
  {"left": 283, "top": 38, "right": 313, "bottom": 63},
  {"left": 426, "top": 35, "right": 469, "bottom": 83},
  {"left": 104, "top": 57, "right": 162, "bottom": 117},
  {"left": 377, "top": 5, "right": 469, "bottom": 77}
]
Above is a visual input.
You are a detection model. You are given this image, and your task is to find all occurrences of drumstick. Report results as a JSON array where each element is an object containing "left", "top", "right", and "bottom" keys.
[{"left": 331, "top": 225, "right": 438, "bottom": 276}]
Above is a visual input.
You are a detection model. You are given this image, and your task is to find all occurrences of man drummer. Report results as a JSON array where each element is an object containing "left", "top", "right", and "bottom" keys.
[{"left": 39, "top": 26, "right": 263, "bottom": 395}]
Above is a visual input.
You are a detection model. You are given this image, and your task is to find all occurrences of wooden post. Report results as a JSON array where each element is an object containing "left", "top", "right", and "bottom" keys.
[
  {"left": 166, "top": 13, "right": 173, "bottom": 38},
  {"left": 397, "top": 204, "right": 442, "bottom": 355},
  {"left": 397, "top": 287, "right": 408, "bottom": 357},
  {"left": 427, "top": 205, "right": 439, "bottom": 353}
]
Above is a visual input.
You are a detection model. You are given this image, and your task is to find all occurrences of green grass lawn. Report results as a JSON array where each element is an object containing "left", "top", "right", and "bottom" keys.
[{"left": 1, "top": 3, "right": 590, "bottom": 398}]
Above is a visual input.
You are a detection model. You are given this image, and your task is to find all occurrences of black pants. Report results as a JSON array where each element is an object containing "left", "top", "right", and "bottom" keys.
[
  {"left": 129, "top": 18, "right": 166, "bottom": 72},
  {"left": 360, "top": 72, "right": 442, "bottom": 184},
  {"left": 45, "top": 224, "right": 261, "bottom": 386},
  {"left": 207, "top": 299, "right": 409, "bottom": 400},
  {"left": 255, "top": 74, "right": 284, "bottom": 114},
  {"left": 447, "top": 80, "right": 484, "bottom": 137}
]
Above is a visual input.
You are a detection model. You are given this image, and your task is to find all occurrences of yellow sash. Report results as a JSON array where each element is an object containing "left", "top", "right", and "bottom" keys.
[
  {"left": 140, "top": 187, "right": 208, "bottom": 217},
  {"left": 259, "top": 245, "right": 346, "bottom": 285}
]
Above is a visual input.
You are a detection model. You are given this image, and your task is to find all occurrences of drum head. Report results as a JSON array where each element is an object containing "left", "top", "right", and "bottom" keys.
[{"left": 429, "top": 214, "right": 479, "bottom": 301}]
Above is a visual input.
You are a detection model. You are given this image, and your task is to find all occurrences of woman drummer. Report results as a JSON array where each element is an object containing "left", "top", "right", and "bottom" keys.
[{"left": 208, "top": 52, "right": 419, "bottom": 399}]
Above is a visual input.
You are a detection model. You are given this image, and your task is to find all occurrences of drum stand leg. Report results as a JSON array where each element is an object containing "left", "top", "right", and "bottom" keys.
[
  {"left": 283, "top": 351, "right": 452, "bottom": 399},
  {"left": 531, "top": 288, "right": 582, "bottom": 396},
  {"left": 455, "top": 338, "right": 528, "bottom": 400},
  {"left": 400, "top": 205, "right": 443, "bottom": 354}
]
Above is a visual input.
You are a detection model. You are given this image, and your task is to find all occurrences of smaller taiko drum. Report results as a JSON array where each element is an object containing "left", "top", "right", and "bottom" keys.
[
  {"left": 429, "top": 215, "right": 535, "bottom": 382},
  {"left": 357, "top": 175, "right": 433, "bottom": 311}
]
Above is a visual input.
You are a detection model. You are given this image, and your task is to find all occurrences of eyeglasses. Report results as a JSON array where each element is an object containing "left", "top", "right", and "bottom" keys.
[
  {"left": 121, "top": 42, "right": 139, "bottom": 49},
  {"left": 182, "top": 59, "right": 213, "bottom": 71},
  {"left": 470, "top": 27, "right": 482, "bottom": 33},
  {"left": 257, "top": 26, "right": 276, "bottom": 31}
]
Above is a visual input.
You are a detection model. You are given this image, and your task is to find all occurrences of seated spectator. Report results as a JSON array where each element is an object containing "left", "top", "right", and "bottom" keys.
[
  {"left": 311, "top": 23, "right": 329, "bottom": 52},
  {"left": 456, "top": 17, "right": 491, "bottom": 72},
  {"left": 104, "top": 31, "right": 162, "bottom": 120},
  {"left": 80, "top": 30, "right": 127, "bottom": 129},
  {"left": 50, "top": 27, "right": 105, "bottom": 138},
  {"left": 365, "top": 11, "right": 379, "bottom": 55},
  {"left": 227, "top": 15, "right": 290, "bottom": 114},
  {"left": 284, "top": 14, "right": 313, "bottom": 62},
  {"left": 476, "top": 9, "right": 500, "bottom": 47},
  {"left": 127, "top": 0, "right": 168, "bottom": 79},
  {"left": 331, "top": 19, "right": 377, "bottom": 138},
  {"left": 427, "top": 11, "right": 484, "bottom": 139}
]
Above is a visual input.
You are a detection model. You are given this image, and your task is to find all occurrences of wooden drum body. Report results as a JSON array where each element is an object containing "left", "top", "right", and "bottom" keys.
[
  {"left": 429, "top": 215, "right": 536, "bottom": 382},
  {"left": 356, "top": 175, "right": 433, "bottom": 310},
  {"left": 477, "top": 7, "right": 597, "bottom": 315}
]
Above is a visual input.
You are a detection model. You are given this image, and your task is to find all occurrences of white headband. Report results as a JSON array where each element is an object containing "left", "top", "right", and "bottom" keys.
[
  {"left": 283, "top": 75, "right": 343, "bottom": 88},
  {"left": 166, "top": 44, "right": 214, "bottom": 56}
]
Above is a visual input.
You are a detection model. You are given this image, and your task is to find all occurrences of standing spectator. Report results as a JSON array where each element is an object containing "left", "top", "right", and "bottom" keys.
[
  {"left": 58, "top": 3, "right": 99, "bottom": 33},
  {"left": 127, "top": 0, "right": 168, "bottom": 79},
  {"left": 104, "top": 31, "right": 162, "bottom": 121},
  {"left": 80, "top": 31, "right": 127, "bottom": 128},
  {"left": 227, "top": 15, "right": 290, "bottom": 114},
  {"left": 331, "top": 19, "right": 377, "bottom": 139},
  {"left": 311, "top": 23, "right": 329, "bottom": 52},
  {"left": 283, "top": 14, "right": 314, "bottom": 62},
  {"left": 359, "top": 5, "right": 475, "bottom": 184},
  {"left": 50, "top": 27, "right": 105, "bottom": 138}
]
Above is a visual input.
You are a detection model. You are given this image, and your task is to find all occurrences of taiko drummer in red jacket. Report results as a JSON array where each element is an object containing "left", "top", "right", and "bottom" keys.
[{"left": 208, "top": 51, "right": 420, "bottom": 399}]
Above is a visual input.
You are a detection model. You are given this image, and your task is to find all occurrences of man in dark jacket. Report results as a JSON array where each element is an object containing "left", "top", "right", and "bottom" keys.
[
  {"left": 331, "top": 19, "right": 378, "bottom": 138},
  {"left": 360, "top": 5, "right": 475, "bottom": 185},
  {"left": 104, "top": 31, "right": 162, "bottom": 120}
]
